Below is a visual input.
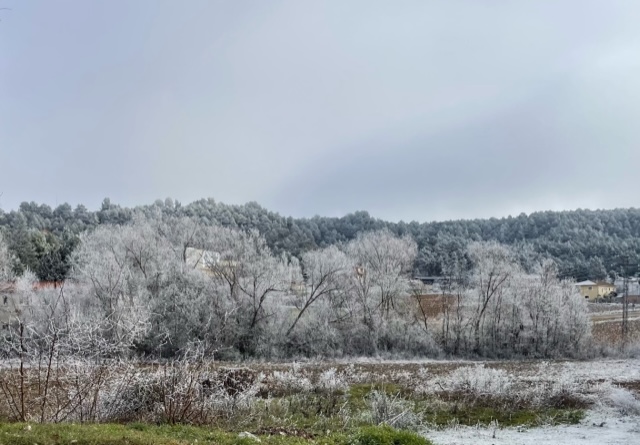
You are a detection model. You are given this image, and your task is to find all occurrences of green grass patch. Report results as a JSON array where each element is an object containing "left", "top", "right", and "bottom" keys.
[
  {"left": 351, "top": 426, "right": 431, "bottom": 445},
  {"left": 423, "top": 406, "right": 585, "bottom": 427},
  {"left": 0, "top": 424, "right": 431, "bottom": 445}
]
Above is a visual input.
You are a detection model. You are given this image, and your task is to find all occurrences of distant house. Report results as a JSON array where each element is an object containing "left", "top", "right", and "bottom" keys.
[
  {"left": 33, "top": 281, "right": 63, "bottom": 290},
  {"left": 184, "top": 247, "right": 239, "bottom": 275},
  {"left": 413, "top": 276, "right": 461, "bottom": 293},
  {"left": 289, "top": 281, "right": 307, "bottom": 296},
  {"left": 185, "top": 247, "right": 221, "bottom": 273},
  {"left": 575, "top": 280, "right": 616, "bottom": 301}
]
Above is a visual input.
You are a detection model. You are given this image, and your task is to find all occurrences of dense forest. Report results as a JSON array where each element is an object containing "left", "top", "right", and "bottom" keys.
[{"left": 1, "top": 198, "right": 639, "bottom": 282}]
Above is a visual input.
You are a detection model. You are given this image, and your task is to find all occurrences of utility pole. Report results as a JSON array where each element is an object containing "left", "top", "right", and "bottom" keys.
[
  {"left": 622, "top": 256, "right": 629, "bottom": 348},
  {"left": 620, "top": 254, "right": 638, "bottom": 349}
]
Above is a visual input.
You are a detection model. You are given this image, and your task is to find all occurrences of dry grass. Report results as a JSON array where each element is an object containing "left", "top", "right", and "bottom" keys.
[
  {"left": 415, "top": 295, "right": 456, "bottom": 319},
  {"left": 591, "top": 318, "right": 640, "bottom": 347},
  {"left": 1, "top": 358, "right": 637, "bottom": 430}
]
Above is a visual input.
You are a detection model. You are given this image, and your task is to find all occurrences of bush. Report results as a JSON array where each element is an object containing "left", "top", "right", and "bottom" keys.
[
  {"left": 437, "top": 365, "right": 512, "bottom": 395},
  {"left": 363, "top": 391, "right": 420, "bottom": 431},
  {"left": 605, "top": 387, "right": 640, "bottom": 416}
]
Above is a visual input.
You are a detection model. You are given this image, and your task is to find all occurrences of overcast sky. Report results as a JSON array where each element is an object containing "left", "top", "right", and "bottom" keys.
[{"left": 1, "top": 1, "right": 639, "bottom": 222}]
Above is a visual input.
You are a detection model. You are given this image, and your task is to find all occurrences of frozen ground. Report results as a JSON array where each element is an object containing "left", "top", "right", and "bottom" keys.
[
  {"left": 530, "top": 358, "right": 640, "bottom": 382},
  {"left": 424, "top": 409, "right": 640, "bottom": 445},
  {"left": 1, "top": 356, "right": 638, "bottom": 444},
  {"left": 414, "top": 358, "right": 640, "bottom": 445}
]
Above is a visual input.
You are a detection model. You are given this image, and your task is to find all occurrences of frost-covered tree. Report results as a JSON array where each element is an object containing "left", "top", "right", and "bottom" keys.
[
  {"left": 0, "top": 231, "right": 13, "bottom": 282},
  {"left": 466, "top": 242, "right": 517, "bottom": 355},
  {"left": 334, "top": 230, "right": 422, "bottom": 355},
  {"left": 71, "top": 215, "right": 225, "bottom": 356},
  {"left": 346, "top": 229, "right": 417, "bottom": 319},
  {"left": 202, "top": 227, "right": 290, "bottom": 356},
  {"left": 71, "top": 222, "right": 155, "bottom": 352},
  {"left": 285, "top": 246, "right": 350, "bottom": 337},
  {"left": 4, "top": 211, "right": 590, "bottom": 360},
  {"left": 439, "top": 243, "right": 591, "bottom": 358}
]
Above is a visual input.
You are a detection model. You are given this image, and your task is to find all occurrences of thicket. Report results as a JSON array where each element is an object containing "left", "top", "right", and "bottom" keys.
[{"left": 0, "top": 213, "right": 591, "bottom": 360}]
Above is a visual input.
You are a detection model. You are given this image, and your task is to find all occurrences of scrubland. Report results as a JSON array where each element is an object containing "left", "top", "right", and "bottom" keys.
[{"left": 1, "top": 357, "right": 638, "bottom": 445}]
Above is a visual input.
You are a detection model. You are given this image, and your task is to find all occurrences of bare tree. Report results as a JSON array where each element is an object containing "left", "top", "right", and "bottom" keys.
[
  {"left": 467, "top": 242, "right": 516, "bottom": 355},
  {"left": 346, "top": 229, "right": 417, "bottom": 319},
  {"left": 202, "top": 227, "right": 289, "bottom": 355},
  {"left": 286, "top": 246, "right": 349, "bottom": 337},
  {"left": 0, "top": 231, "right": 14, "bottom": 282}
]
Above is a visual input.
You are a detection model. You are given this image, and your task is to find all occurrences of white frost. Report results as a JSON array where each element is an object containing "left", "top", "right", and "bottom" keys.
[{"left": 424, "top": 410, "right": 640, "bottom": 445}]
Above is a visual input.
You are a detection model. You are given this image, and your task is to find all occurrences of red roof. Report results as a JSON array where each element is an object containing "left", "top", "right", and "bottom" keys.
[
  {"left": 0, "top": 281, "right": 64, "bottom": 292},
  {"left": 33, "top": 281, "right": 63, "bottom": 290}
]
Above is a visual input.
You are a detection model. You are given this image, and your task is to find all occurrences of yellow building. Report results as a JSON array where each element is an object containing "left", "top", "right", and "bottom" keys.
[{"left": 575, "top": 280, "right": 616, "bottom": 301}]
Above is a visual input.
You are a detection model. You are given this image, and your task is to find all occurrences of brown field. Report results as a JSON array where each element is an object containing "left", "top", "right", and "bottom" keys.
[
  {"left": 591, "top": 318, "right": 640, "bottom": 348},
  {"left": 415, "top": 294, "right": 456, "bottom": 318}
]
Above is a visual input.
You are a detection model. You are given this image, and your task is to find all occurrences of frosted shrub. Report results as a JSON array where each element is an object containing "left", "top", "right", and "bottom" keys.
[
  {"left": 343, "top": 364, "right": 372, "bottom": 384},
  {"left": 268, "top": 369, "right": 313, "bottom": 393},
  {"left": 317, "top": 368, "right": 348, "bottom": 392},
  {"left": 524, "top": 372, "right": 594, "bottom": 409},
  {"left": 411, "top": 368, "right": 431, "bottom": 396},
  {"left": 438, "top": 365, "right": 513, "bottom": 396},
  {"left": 97, "top": 364, "right": 262, "bottom": 424},
  {"left": 204, "top": 379, "right": 261, "bottom": 419},
  {"left": 363, "top": 390, "right": 420, "bottom": 430},
  {"left": 390, "top": 370, "right": 414, "bottom": 385},
  {"left": 604, "top": 386, "right": 640, "bottom": 416},
  {"left": 98, "top": 367, "right": 164, "bottom": 422},
  {"left": 0, "top": 359, "right": 115, "bottom": 423}
]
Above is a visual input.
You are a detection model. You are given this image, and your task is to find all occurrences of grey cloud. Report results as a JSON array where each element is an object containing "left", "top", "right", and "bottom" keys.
[
  {"left": 267, "top": 72, "right": 640, "bottom": 221},
  {"left": 1, "top": 1, "right": 639, "bottom": 220}
]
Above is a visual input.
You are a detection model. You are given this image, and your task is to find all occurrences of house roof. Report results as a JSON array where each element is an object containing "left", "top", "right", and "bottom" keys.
[
  {"left": 575, "top": 280, "right": 596, "bottom": 286},
  {"left": 185, "top": 247, "right": 220, "bottom": 270},
  {"left": 594, "top": 281, "right": 614, "bottom": 287},
  {"left": 0, "top": 281, "right": 63, "bottom": 293}
]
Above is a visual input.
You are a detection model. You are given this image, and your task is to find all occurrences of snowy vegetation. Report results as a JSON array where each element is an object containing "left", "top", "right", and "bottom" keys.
[
  {"left": 0, "top": 213, "right": 594, "bottom": 360},
  {"left": 1, "top": 201, "right": 636, "bottom": 442},
  {"left": 0, "top": 357, "right": 637, "bottom": 435},
  {"left": 0, "top": 215, "right": 637, "bottom": 442}
]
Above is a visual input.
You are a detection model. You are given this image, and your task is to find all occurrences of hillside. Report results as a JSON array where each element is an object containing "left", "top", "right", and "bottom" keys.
[{"left": 1, "top": 198, "right": 639, "bottom": 281}]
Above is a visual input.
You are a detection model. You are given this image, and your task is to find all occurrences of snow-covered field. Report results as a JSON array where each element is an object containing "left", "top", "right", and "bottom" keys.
[
  {"left": 425, "top": 410, "right": 640, "bottom": 445},
  {"left": 1, "top": 356, "right": 638, "bottom": 444},
  {"left": 422, "top": 359, "right": 640, "bottom": 445}
]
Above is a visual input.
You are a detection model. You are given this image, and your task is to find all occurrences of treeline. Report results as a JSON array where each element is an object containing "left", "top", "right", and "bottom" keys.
[
  {"left": 0, "top": 215, "right": 590, "bottom": 360},
  {"left": 1, "top": 198, "right": 640, "bottom": 282}
]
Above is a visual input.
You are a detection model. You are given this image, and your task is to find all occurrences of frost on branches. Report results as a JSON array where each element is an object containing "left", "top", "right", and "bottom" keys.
[{"left": 1, "top": 216, "right": 592, "bottom": 361}]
